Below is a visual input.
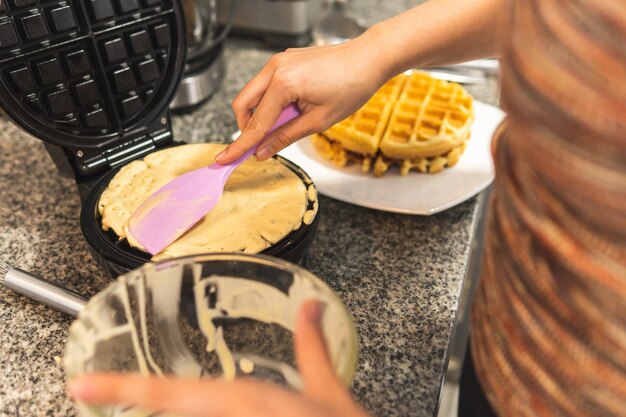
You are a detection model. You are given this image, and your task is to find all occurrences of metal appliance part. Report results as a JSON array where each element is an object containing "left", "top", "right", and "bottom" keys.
[
  {"left": 217, "top": 0, "right": 324, "bottom": 47},
  {"left": 171, "top": 45, "right": 225, "bottom": 110},
  {"left": 311, "top": 0, "right": 365, "bottom": 46},
  {"left": 1, "top": 258, "right": 86, "bottom": 317},
  {"left": 172, "top": 0, "right": 227, "bottom": 110}
]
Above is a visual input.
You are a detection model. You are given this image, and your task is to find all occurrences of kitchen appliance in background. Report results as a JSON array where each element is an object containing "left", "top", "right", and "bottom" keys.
[
  {"left": 217, "top": 0, "right": 325, "bottom": 47},
  {"left": 170, "top": 0, "right": 235, "bottom": 111},
  {"left": 311, "top": 0, "right": 365, "bottom": 46}
]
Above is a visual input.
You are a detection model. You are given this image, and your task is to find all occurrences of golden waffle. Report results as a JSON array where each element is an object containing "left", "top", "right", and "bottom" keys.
[
  {"left": 380, "top": 72, "right": 474, "bottom": 160},
  {"left": 373, "top": 140, "right": 468, "bottom": 176},
  {"left": 323, "top": 74, "right": 406, "bottom": 156},
  {"left": 313, "top": 130, "right": 469, "bottom": 176},
  {"left": 311, "top": 133, "right": 373, "bottom": 173},
  {"left": 314, "top": 71, "right": 474, "bottom": 176}
]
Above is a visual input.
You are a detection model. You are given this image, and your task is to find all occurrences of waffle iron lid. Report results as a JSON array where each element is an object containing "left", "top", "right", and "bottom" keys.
[{"left": 0, "top": 0, "right": 186, "bottom": 176}]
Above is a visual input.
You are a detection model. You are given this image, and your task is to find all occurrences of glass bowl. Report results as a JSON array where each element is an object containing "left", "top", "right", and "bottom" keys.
[{"left": 64, "top": 254, "right": 358, "bottom": 417}]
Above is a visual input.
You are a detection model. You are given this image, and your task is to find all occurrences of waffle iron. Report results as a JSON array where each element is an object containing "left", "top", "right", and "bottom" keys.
[{"left": 0, "top": 0, "right": 319, "bottom": 277}]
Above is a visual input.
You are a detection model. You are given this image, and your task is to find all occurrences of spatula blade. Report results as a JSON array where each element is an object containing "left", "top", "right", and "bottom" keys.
[
  {"left": 128, "top": 103, "right": 302, "bottom": 255},
  {"left": 128, "top": 167, "right": 221, "bottom": 255}
]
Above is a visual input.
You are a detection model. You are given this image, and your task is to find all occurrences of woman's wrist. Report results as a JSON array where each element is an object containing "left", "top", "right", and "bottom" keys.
[
  {"left": 347, "top": 22, "right": 411, "bottom": 86},
  {"left": 354, "top": 17, "right": 437, "bottom": 82}
]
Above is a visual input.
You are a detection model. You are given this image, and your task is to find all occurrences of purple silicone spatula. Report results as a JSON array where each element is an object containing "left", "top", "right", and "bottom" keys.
[{"left": 128, "top": 103, "right": 302, "bottom": 255}]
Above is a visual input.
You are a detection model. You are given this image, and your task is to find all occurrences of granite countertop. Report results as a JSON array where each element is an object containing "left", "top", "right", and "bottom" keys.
[{"left": 0, "top": 2, "right": 499, "bottom": 417}]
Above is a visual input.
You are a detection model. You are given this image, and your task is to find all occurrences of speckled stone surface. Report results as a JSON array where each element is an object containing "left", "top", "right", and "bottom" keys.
[{"left": 0, "top": 2, "right": 499, "bottom": 417}]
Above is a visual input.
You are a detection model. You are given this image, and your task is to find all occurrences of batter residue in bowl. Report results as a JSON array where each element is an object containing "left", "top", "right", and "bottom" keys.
[
  {"left": 65, "top": 263, "right": 355, "bottom": 392},
  {"left": 98, "top": 144, "right": 308, "bottom": 260}
]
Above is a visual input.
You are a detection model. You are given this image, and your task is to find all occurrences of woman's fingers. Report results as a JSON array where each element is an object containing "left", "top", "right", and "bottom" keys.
[
  {"left": 294, "top": 300, "right": 348, "bottom": 403},
  {"left": 69, "top": 374, "right": 307, "bottom": 417},
  {"left": 232, "top": 65, "right": 274, "bottom": 131},
  {"left": 70, "top": 374, "right": 229, "bottom": 417},
  {"left": 223, "top": 41, "right": 383, "bottom": 165},
  {"left": 255, "top": 108, "right": 325, "bottom": 160},
  {"left": 217, "top": 81, "right": 295, "bottom": 164}
]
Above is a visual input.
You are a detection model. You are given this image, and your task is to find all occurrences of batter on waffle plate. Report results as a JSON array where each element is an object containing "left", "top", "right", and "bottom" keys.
[{"left": 313, "top": 71, "right": 475, "bottom": 176}]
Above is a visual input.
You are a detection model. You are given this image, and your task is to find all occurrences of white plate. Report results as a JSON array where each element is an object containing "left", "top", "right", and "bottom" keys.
[{"left": 278, "top": 101, "right": 505, "bottom": 215}]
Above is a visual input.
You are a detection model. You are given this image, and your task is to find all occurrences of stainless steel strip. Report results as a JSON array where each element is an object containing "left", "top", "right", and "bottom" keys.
[{"left": 4, "top": 269, "right": 87, "bottom": 317}]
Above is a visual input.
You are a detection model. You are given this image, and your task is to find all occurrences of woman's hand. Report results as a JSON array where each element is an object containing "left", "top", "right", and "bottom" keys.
[
  {"left": 68, "top": 301, "right": 370, "bottom": 417},
  {"left": 215, "top": 37, "right": 389, "bottom": 164},
  {"left": 216, "top": 0, "right": 503, "bottom": 164}
]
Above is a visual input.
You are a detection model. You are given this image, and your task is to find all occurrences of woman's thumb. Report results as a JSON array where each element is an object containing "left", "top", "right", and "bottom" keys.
[{"left": 294, "top": 300, "right": 347, "bottom": 402}]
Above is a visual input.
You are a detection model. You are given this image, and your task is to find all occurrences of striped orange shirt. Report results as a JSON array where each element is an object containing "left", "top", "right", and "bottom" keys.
[{"left": 470, "top": 0, "right": 626, "bottom": 416}]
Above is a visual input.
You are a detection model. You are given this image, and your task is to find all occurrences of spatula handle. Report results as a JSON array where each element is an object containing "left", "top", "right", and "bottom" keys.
[{"left": 229, "top": 103, "right": 302, "bottom": 168}]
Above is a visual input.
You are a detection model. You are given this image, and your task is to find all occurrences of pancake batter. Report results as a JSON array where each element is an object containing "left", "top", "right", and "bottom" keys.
[{"left": 98, "top": 144, "right": 309, "bottom": 260}]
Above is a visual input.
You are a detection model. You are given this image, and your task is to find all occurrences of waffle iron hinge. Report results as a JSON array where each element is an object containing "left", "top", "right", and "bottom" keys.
[
  {"left": 78, "top": 115, "right": 174, "bottom": 177},
  {"left": 80, "top": 130, "right": 172, "bottom": 175},
  {"left": 72, "top": 124, "right": 174, "bottom": 203},
  {"left": 43, "top": 127, "right": 172, "bottom": 183}
]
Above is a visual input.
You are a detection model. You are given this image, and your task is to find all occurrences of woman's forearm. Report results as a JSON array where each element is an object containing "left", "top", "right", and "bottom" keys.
[
  {"left": 216, "top": 0, "right": 505, "bottom": 163},
  {"left": 361, "top": 0, "right": 504, "bottom": 79}
]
